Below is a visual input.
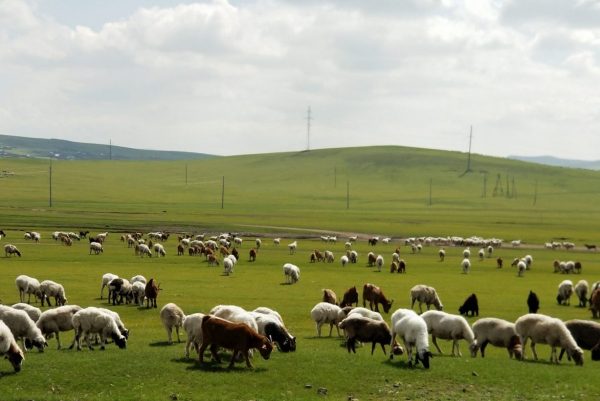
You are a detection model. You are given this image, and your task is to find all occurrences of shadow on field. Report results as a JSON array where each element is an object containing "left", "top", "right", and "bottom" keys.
[
  {"left": 0, "top": 371, "right": 18, "bottom": 378},
  {"left": 383, "top": 358, "right": 428, "bottom": 370},
  {"left": 186, "top": 362, "right": 268, "bottom": 373},
  {"left": 149, "top": 341, "right": 173, "bottom": 347}
]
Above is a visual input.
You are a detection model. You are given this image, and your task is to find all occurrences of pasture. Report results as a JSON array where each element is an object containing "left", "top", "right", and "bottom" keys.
[{"left": 1, "top": 230, "right": 599, "bottom": 401}]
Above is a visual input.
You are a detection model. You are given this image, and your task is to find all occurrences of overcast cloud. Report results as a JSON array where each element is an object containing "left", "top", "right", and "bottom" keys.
[{"left": 1, "top": 0, "right": 599, "bottom": 159}]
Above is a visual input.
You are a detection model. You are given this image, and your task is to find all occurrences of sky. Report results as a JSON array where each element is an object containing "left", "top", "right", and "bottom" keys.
[{"left": 1, "top": 0, "right": 600, "bottom": 159}]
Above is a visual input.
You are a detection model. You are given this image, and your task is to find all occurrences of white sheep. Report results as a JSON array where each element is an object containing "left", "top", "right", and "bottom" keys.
[
  {"left": 463, "top": 248, "right": 471, "bottom": 259},
  {"left": 100, "top": 273, "right": 119, "bottom": 300},
  {"left": 390, "top": 313, "right": 432, "bottom": 369},
  {"left": 255, "top": 238, "right": 262, "bottom": 249},
  {"left": 250, "top": 310, "right": 296, "bottom": 352},
  {"left": 340, "top": 255, "right": 349, "bottom": 267},
  {"left": 438, "top": 249, "right": 445, "bottom": 261},
  {"left": 517, "top": 260, "right": 527, "bottom": 277},
  {"left": 524, "top": 254, "right": 533, "bottom": 268},
  {"left": 390, "top": 308, "right": 418, "bottom": 330},
  {"left": 15, "top": 275, "right": 42, "bottom": 304},
  {"left": 95, "top": 307, "right": 129, "bottom": 339},
  {"left": 350, "top": 250, "right": 358, "bottom": 264},
  {"left": 223, "top": 257, "right": 234, "bottom": 275},
  {"left": 478, "top": 248, "right": 485, "bottom": 260},
  {"left": 4, "top": 244, "right": 22, "bottom": 257},
  {"left": 273, "top": 238, "right": 281, "bottom": 246},
  {"left": 252, "top": 307, "right": 285, "bottom": 326},
  {"left": 410, "top": 284, "right": 444, "bottom": 313},
  {"left": 131, "top": 281, "right": 146, "bottom": 306},
  {"left": 288, "top": 240, "right": 297, "bottom": 254},
  {"left": 182, "top": 312, "right": 205, "bottom": 358},
  {"left": 11, "top": 303, "right": 42, "bottom": 322},
  {"left": 36, "top": 305, "right": 83, "bottom": 349},
  {"left": 421, "top": 310, "right": 476, "bottom": 357},
  {"left": 574, "top": 280, "right": 589, "bottom": 307},
  {"left": 557, "top": 280, "right": 574, "bottom": 305},
  {"left": 137, "top": 243, "right": 152, "bottom": 258},
  {"left": 515, "top": 313, "right": 583, "bottom": 365},
  {"left": 39, "top": 280, "right": 67, "bottom": 307},
  {"left": 461, "top": 258, "right": 471, "bottom": 274},
  {"left": 310, "top": 302, "right": 347, "bottom": 337},
  {"left": 283, "top": 263, "right": 300, "bottom": 284},
  {"left": 324, "top": 250, "right": 334, "bottom": 263},
  {"left": 160, "top": 303, "right": 186, "bottom": 344},
  {"left": 130, "top": 275, "right": 147, "bottom": 285},
  {"left": 209, "top": 305, "right": 259, "bottom": 333},
  {"left": 347, "top": 307, "right": 384, "bottom": 321},
  {"left": 486, "top": 245, "right": 493, "bottom": 258},
  {"left": 0, "top": 305, "right": 47, "bottom": 352},
  {"left": 375, "top": 255, "right": 384, "bottom": 272},
  {"left": 0, "top": 320, "right": 24, "bottom": 372},
  {"left": 471, "top": 317, "right": 523, "bottom": 359},
  {"left": 71, "top": 307, "right": 127, "bottom": 351},
  {"left": 153, "top": 243, "right": 166, "bottom": 257},
  {"left": 89, "top": 242, "right": 103, "bottom": 255}
]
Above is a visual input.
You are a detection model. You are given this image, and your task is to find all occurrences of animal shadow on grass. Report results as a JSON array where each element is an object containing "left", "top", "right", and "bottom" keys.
[
  {"left": 0, "top": 371, "right": 18, "bottom": 378},
  {"left": 383, "top": 358, "right": 426, "bottom": 370},
  {"left": 187, "top": 359, "right": 267, "bottom": 372},
  {"left": 149, "top": 341, "right": 173, "bottom": 347}
]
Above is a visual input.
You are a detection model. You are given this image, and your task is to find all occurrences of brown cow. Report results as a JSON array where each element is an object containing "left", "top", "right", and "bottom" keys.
[
  {"left": 340, "top": 286, "right": 359, "bottom": 307},
  {"left": 199, "top": 315, "right": 273, "bottom": 368},
  {"left": 363, "top": 283, "right": 393, "bottom": 313}
]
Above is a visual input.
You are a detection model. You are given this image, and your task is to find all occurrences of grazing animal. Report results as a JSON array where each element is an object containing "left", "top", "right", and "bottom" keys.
[
  {"left": 15, "top": 275, "right": 43, "bottom": 304},
  {"left": 144, "top": 278, "right": 160, "bottom": 308},
  {"left": 575, "top": 280, "right": 589, "bottom": 308},
  {"left": 71, "top": 308, "right": 127, "bottom": 351},
  {"left": 100, "top": 273, "right": 118, "bottom": 300},
  {"left": 560, "top": 320, "right": 600, "bottom": 361},
  {"left": 35, "top": 305, "right": 82, "bottom": 349},
  {"left": 584, "top": 244, "right": 597, "bottom": 251},
  {"left": 0, "top": 320, "right": 24, "bottom": 372},
  {"left": 410, "top": 284, "right": 443, "bottom": 313},
  {"left": 375, "top": 255, "right": 384, "bottom": 272},
  {"left": 362, "top": 283, "right": 393, "bottom": 313},
  {"left": 39, "top": 280, "right": 67, "bottom": 307},
  {"left": 283, "top": 263, "right": 300, "bottom": 284},
  {"left": 249, "top": 248, "right": 257, "bottom": 262},
  {"left": 322, "top": 289, "right": 337, "bottom": 305},
  {"left": 4, "top": 244, "right": 21, "bottom": 257},
  {"left": 338, "top": 315, "right": 392, "bottom": 355},
  {"left": 160, "top": 303, "right": 185, "bottom": 344},
  {"left": 182, "top": 313, "right": 205, "bottom": 358},
  {"left": 458, "top": 293, "right": 479, "bottom": 317},
  {"left": 439, "top": 249, "right": 445, "bottom": 261},
  {"left": 198, "top": 315, "right": 273, "bottom": 368},
  {"left": 515, "top": 313, "right": 583, "bottom": 365},
  {"left": 497, "top": 257, "right": 503, "bottom": 269},
  {"left": 421, "top": 310, "right": 477, "bottom": 357},
  {"left": 340, "top": 286, "right": 359, "bottom": 307},
  {"left": 390, "top": 313, "right": 432, "bottom": 369},
  {"left": 367, "top": 252, "right": 377, "bottom": 267},
  {"left": 0, "top": 305, "right": 47, "bottom": 352},
  {"left": 288, "top": 241, "right": 297, "bottom": 254},
  {"left": 557, "top": 280, "right": 574, "bottom": 305},
  {"left": 527, "top": 291, "right": 540, "bottom": 313},
  {"left": 310, "top": 302, "right": 349, "bottom": 337},
  {"left": 471, "top": 318, "right": 523, "bottom": 360},
  {"left": 590, "top": 288, "right": 600, "bottom": 319},
  {"left": 89, "top": 242, "right": 103, "bottom": 255},
  {"left": 461, "top": 258, "right": 471, "bottom": 274},
  {"left": 250, "top": 310, "right": 296, "bottom": 353}
]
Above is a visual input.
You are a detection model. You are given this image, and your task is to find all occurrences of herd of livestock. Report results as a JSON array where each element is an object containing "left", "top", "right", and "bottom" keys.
[{"left": 1, "top": 229, "right": 600, "bottom": 374}]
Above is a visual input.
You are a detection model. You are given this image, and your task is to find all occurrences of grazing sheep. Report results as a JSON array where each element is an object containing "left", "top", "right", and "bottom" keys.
[
  {"left": 390, "top": 313, "right": 432, "bottom": 369},
  {"left": 198, "top": 315, "right": 273, "bottom": 369},
  {"left": 560, "top": 320, "right": 600, "bottom": 361},
  {"left": 517, "top": 260, "right": 527, "bottom": 277},
  {"left": 478, "top": 248, "right": 485, "bottom": 260},
  {"left": 574, "top": 261, "right": 582, "bottom": 274},
  {"left": 421, "top": 310, "right": 476, "bottom": 357},
  {"left": 463, "top": 248, "right": 470, "bottom": 259},
  {"left": 390, "top": 308, "right": 418, "bottom": 329},
  {"left": 4, "top": 244, "right": 21, "bottom": 257},
  {"left": 108, "top": 278, "right": 133, "bottom": 305},
  {"left": 273, "top": 238, "right": 280, "bottom": 246},
  {"left": 362, "top": 283, "right": 393, "bottom": 313},
  {"left": 322, "top": 289, "right": 338, "bottom": 305},
  {"left": 367, "top": 252, "right": 376, "bottom": 267},
  {"left": 438, "top": 249, "right": 445, "bottom": 261},
  {"left": 557, "top": 280, "right": 574, "bottom": 306},
  {"left": 527, "top": 290, "right": 540, "bottom": 313},
  {"left": 461, "top": 258, "right": 471, "bottom": 274},
  {"left": 94, "top": 307, "right": 129, "bottom": 340},
  {"left": 153, "top": 243, "right": 166, "bottom": 257},
  {"left": 340, "top": 255, "right": 349, "bottom": 267},
  {"left": 11, "top": 303, "right": 42, "bottom": 322},
  {"left": 497, "top": 257, "right": 503, "bottom": 268},
  {"left": 39, "top": 280, "right": 67, "bottom": 307},
  {"left": 471, "top": 318, "right": 523, "bottom": 359},
  {"left": 375, "top": 255, "right": 384, "bottom": 272},
  {"left": 209, "top": 305, "right": 259, "bottom": 333},
  {"left": 390, "top": 261, "right": 399, "bottom": 273},
  {"left": 0, "top": 305, "right": 47, "bottom": 352},
  {"left": 0, "top": 320, "right": 24, "bottom": 372},
  {"left": 487, "top": 245, "right": 493, "bottom": 258},
  {"left": 223, "top": 257, "right": 234, "bottom": 275},
  {"left": 338, "top": 315, "right": 392, "bottom": 355},
  {"left": 349, "top": 250, "right": 358, "bottom": 264},
  {"left": 341, "top": 286, "right": 359, "bottom": 307},
  {"left": 250, "top": 311, "right": 296, "bottom": 353},
  {"left": 249, "top": 248, "right": 257, "bottom": 262},
  {"left": 324, "top": 250, "right": 334, "bottom": 263},
  {"left": 458, "top": 294, "right": 479, "bottom": 317},
  {"left": 36, "top": 305, "right": 83, "bottom": 349},
  {"left": 288, "top": 241, "right": 297, "bottom": 254},
  {"left": 515, "top": 313, "right": 583, "bottom": 365},
  {"left": 182, "top": 312, "right": 205, "bottom": 358},
  {"left": 137, "top": 243, "right": 152, "bottom": 258},
  {"left": 71, "top": 308, "right": 127, "bottom": 351},
  {"left": 145, "top": 278, "right": 160, "bottom": 308},
  {"left": 590, "top": 288, "right": 600, "bottom": 319},
  {"left": 347, "top": 307, "right": 384, "bottom": 321},
  {"left": 131, "top": 281, "right": 146, "bottom": 306},
  {"left": 575, "top": 280, "right": 589, "bottom": 308},
  {"left": 100, "top": 273, "right": 118, "bottom": 300},
  {"left": 283, "top": 263, "right": 300, "bottom": 284},
  {"left": 397, "top": 259, "right": 406, "bottom": 274},
  {"left": 310, "top": 302, "right": 348, "bottom": 337},
  {"left": 160, "top": 303, "right": 185, "bottom": 344},
  {"left": 15, "top": 275, "right": 43, "bottom": 304},
  {"left": 410, "top": 284, "right": 443, "bottom": 313},
  {"left": 89, "top": 242, "right": 103, "bottom": 255}
]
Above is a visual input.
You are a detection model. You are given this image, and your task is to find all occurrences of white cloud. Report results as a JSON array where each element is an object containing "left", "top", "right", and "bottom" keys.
[{"left": 0, "top": 0, "right": 599, "bottom": 159}]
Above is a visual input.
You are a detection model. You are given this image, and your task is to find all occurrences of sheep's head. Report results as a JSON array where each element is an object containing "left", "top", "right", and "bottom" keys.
[
  {"left": 5, "top": 348, "right": 24, "bottom": 372},
  {"left": 112, "top": 334, "right": 127, "bottom": 349},
  {"left": 468, "top": 341, "right": 479, "bottom": 358},
  {"left": 382, "top": 300, "right": 394, "bottom": 314},
  {"left": 569, "top": 348, "right": 584, "bottom": 366},
  {"left": 417, "top": 349, "right": 433, "bottom": 369},
  {"left": 258, "top": 339, "right": 274, "bottom": 360}
]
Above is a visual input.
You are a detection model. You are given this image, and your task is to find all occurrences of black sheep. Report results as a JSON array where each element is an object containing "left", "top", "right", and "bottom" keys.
[
  {"left": 527, "top": 290, "right": 540, "bottom": 313},
  {"left": 458, "top": 293, "right": 479, "bottom": 317}
]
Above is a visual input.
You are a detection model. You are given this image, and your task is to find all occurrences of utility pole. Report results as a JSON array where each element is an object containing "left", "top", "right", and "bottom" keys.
[
  {"left": 221, "top": 176, "right": 225, "bottom": 209},
  {"left": 306, "top": 106, "right": 312, "bottom": 151},
  {"left": 481, "top": 173, "right": 487, "bottom": 198}
]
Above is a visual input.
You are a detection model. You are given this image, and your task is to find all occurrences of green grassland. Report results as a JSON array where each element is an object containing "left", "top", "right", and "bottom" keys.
[{"left": 1, "top": 146, "right": 600, "bottom": 400}]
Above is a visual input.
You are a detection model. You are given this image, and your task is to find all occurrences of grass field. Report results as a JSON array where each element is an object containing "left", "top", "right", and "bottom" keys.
[{"left": 1, "top": 146, "right": 600, "bottom": 400}]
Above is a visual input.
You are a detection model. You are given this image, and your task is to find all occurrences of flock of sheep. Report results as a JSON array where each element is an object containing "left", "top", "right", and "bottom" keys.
[{"left": 1, "top": 230, "right": 600, "bottom": 375}]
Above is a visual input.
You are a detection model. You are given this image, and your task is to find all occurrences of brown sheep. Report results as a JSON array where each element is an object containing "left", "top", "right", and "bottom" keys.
[
  {"left": 144, "top": 278, "right": 160, "bottom": 309},
  {"left": 338, "top": 315, "right": 393, "bottom": 355},
  {"left": 363, "top": 283, "right": 393, "bottom": 313},
  {"left": 322, "top": 289, "right": 337, "bottom": 305},
  {"left": 367, "top": 252, "right": 377, "bottom": 267},
  {"left": 249, "top": 248, "right": 257, "bottom": 262},
  {"left": 497, "top": 257, "right": 503, "bottom": 269},
  {"left": 177, "top": 244, "right": 184, "bottom": 256},
  {"left": 199, "top": 315, "right": 273, "bottom": 368},
  {"left": 398, "top": 260, "right": 406, "bottom": 274},
  {"left": 340, "top": 286, "right": 359, "bottom": 307},
  {"left": 590, "top": 288, "right": 600, "bottom": 319},
  {"left": 390, "top": 261, "right": 398, "bottom": 273}
]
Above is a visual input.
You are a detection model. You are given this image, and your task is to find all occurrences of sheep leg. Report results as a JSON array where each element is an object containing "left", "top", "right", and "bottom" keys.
[
  {"left": 520, "top": 336, "right": 528, "bottom": 359},
  {"left": 316, "top": 322, "right": 322, "bottom": 337},
  {"left": 198, "top": 342, "right": 208, "bottom": 363},
  {"left": 432, "top": 336, "right": 443, "bottom": 354},
  {"left": 185, "top": 338, "right": 192, "bottom": 358},
  {"left": 531, "top": 342, "right": 538, "bottom": 360},
  {"left": 379, "top": 342, "right": 387, "bottom": 355},
  {"left": 166, "top": 326, "right": 173, "bottom": 344},
  {"left": 175, "top": 326, "right": 181, "bottom": 343},
  {"left": 480, "top": 340, "right": 489, "bottom": 357},
  {"left": 56, "top": 332, "right": 61, "bottom": 349},
  {"left": 335, "top": 324, "right": 341, "bottom": 337}
]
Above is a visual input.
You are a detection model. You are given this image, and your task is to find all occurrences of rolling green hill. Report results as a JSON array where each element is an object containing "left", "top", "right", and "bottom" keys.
[
  {"left": 0, "top": 134, "right": 215, "bottom": 160},
  {"left": 1, "top": 145, "right": 600, "bottom": 243}
]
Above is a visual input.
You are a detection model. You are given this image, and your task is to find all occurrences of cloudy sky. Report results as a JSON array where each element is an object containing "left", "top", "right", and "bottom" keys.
[{"left": 1, "top": 0, "right": 600, "bottom": 159}]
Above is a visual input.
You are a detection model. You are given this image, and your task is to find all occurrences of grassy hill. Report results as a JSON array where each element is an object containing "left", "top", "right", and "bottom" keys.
[
  {"left": 2, "top": 145, "right": 600, "bottom": 243},
  {"left": 0, "top": 134, "right": 215, "bottom": 160}
]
